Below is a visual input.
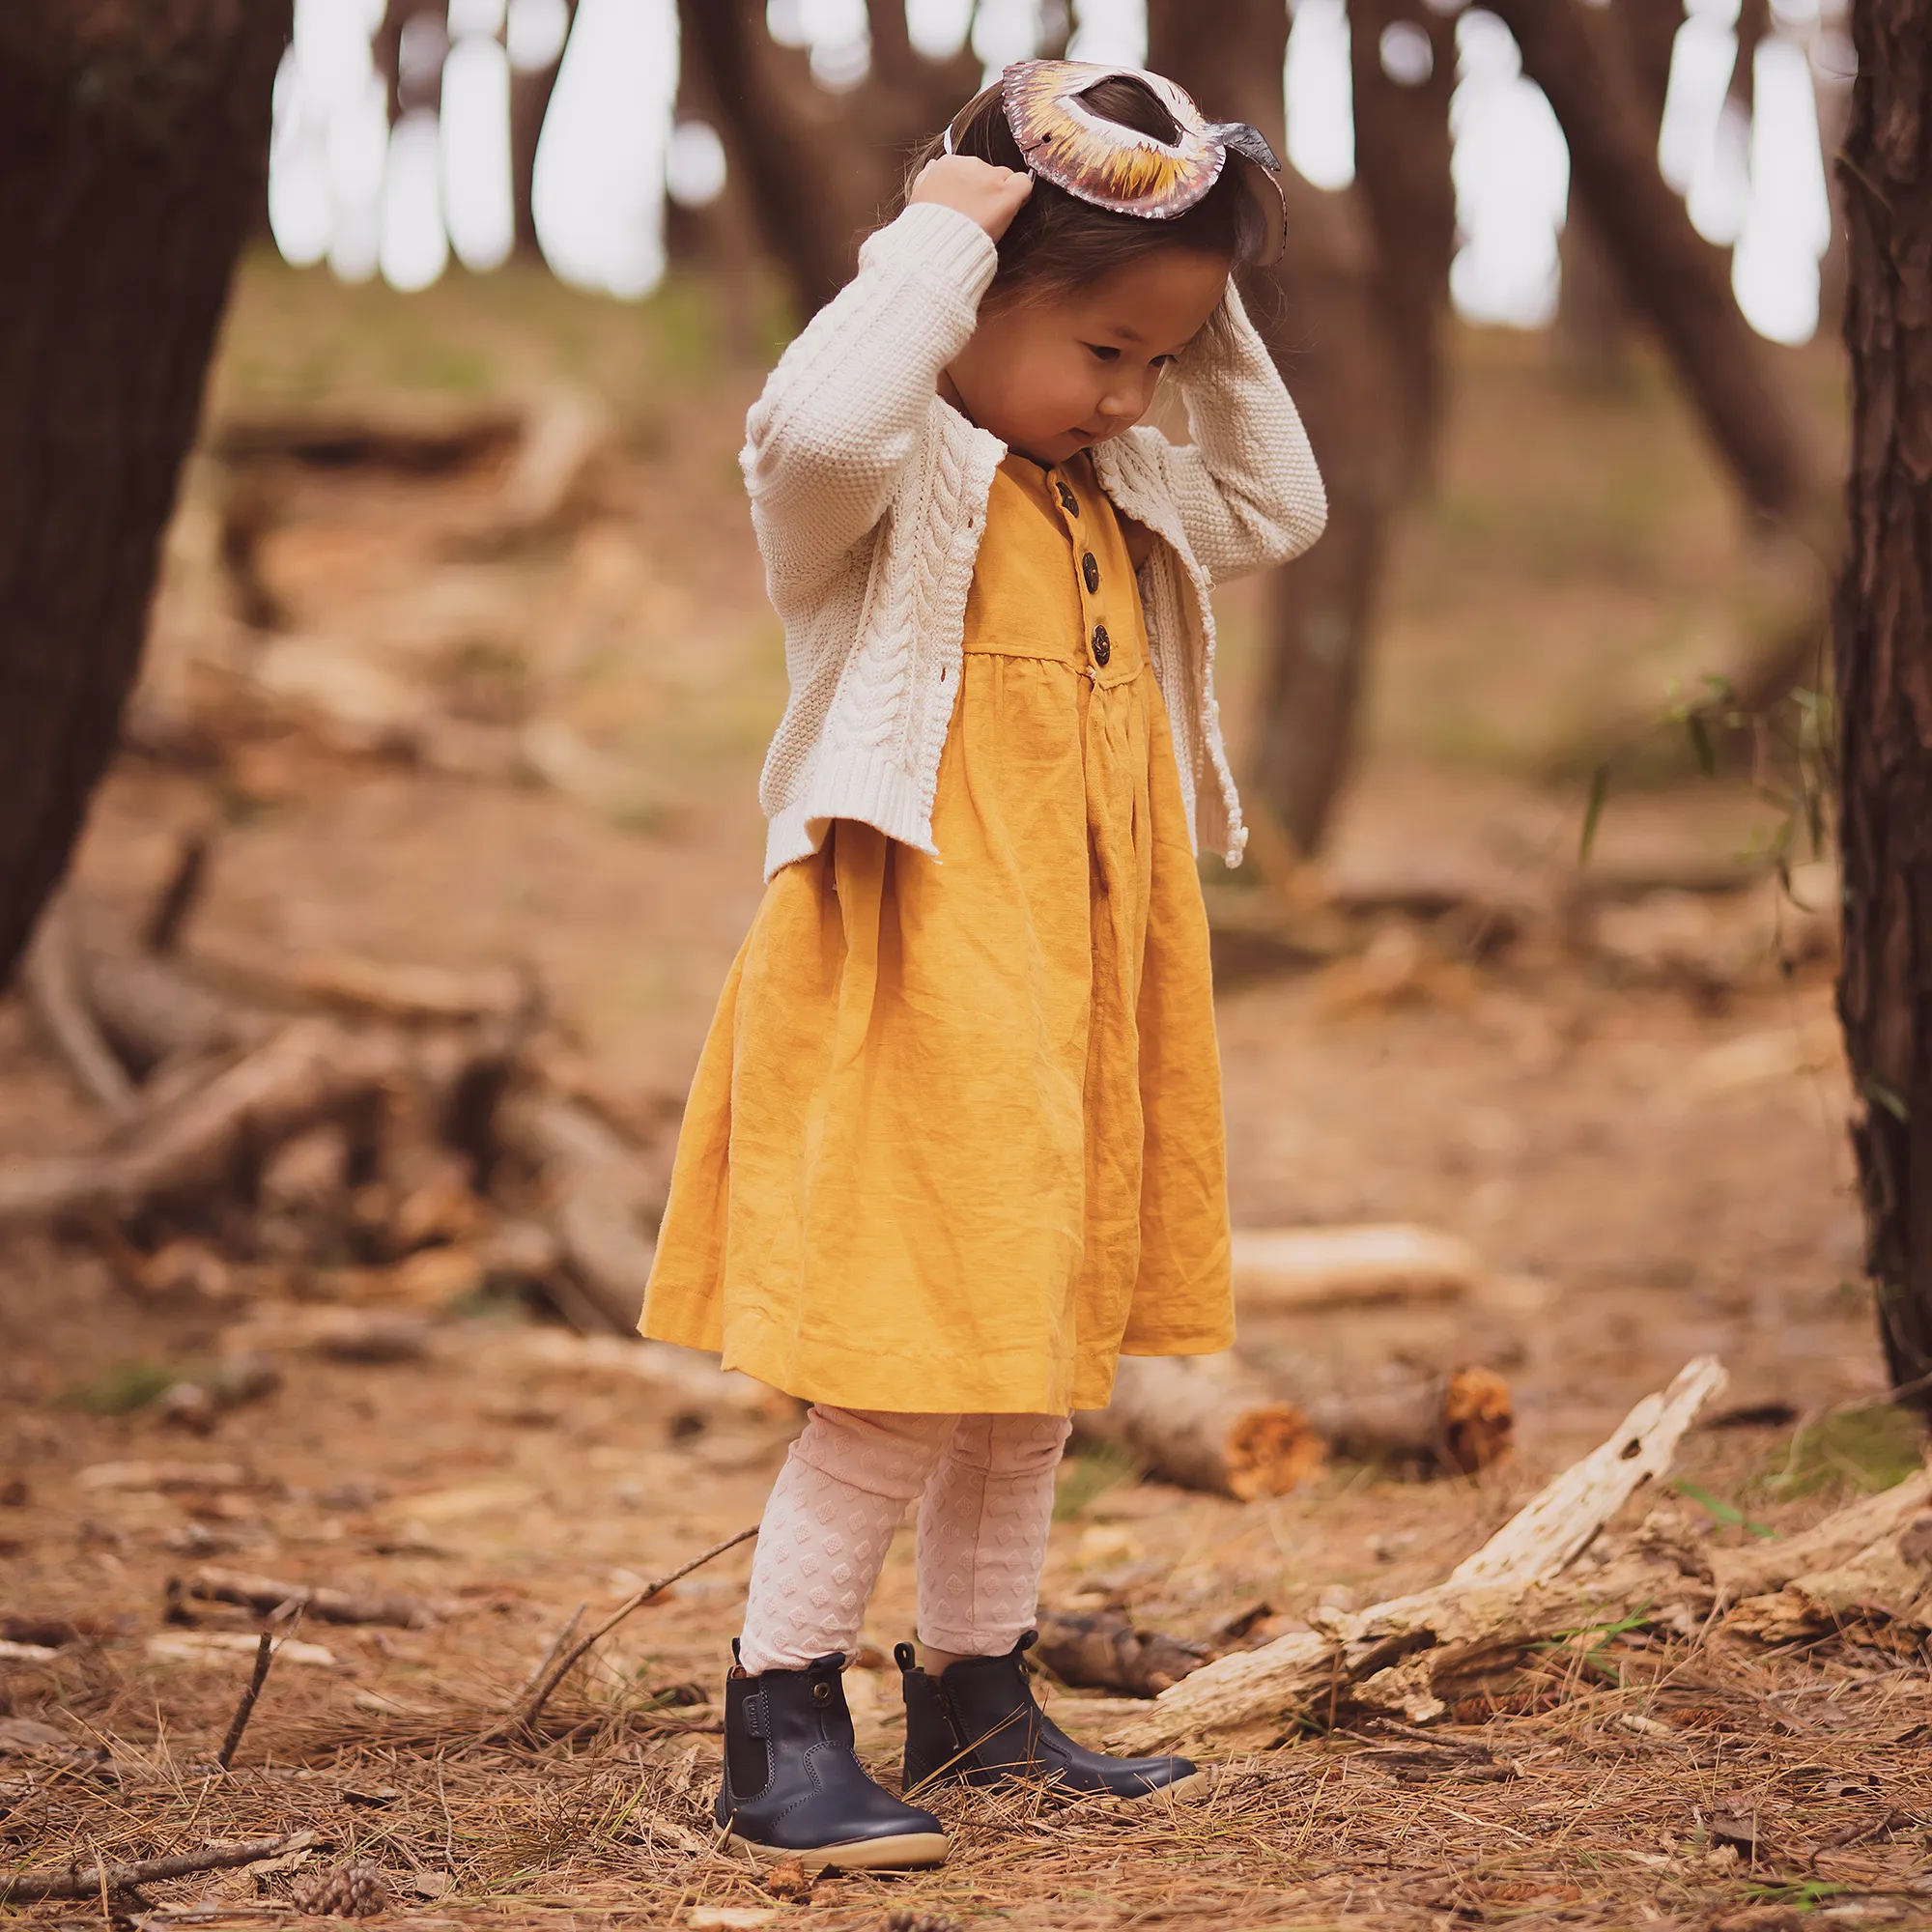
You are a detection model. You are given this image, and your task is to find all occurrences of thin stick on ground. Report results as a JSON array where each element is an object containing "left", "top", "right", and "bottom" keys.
[
  {"left": 0, "top": 1832, "right": 316, "bottom": 1904},
  {"left": 485, "top": 1524, "right": 759, "bottom": 1743},
  {"left": 215, "top": 1630, "right": 276, "bottom": 1771}
]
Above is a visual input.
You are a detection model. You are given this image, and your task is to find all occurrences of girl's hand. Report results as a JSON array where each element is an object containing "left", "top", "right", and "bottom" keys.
[{"left": 909, "top": 156, "right": 1032, "bottom": 242}]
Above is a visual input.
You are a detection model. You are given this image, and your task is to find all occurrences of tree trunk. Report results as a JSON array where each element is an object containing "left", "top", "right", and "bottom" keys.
[
  {"left": 1833, "top": 0, "right": 1932, "bottom": 1419},
  {"left": 677, "top": 0, "right": 882, "bottom": 317},
  {"left": 0, "top": 3, "right": 289, "bottom": 987},
  {"left": 510, "top": 1, "right": 575, "bottom": 260},
  {"left": 1347, "top": 0, "right": 1458, "bottom": 483},
  {"left": 1149, "top": 0, "right": 1406, "bottom": 855},
  {"left": 675, "top": 0, "right": 977, "bottom": 320},
  {"left": 1485, "top": 0, "right": 1826, "bottom": 535},
  {"left": 1554, "top": 0, "right": 1683, "bottom": 377}
]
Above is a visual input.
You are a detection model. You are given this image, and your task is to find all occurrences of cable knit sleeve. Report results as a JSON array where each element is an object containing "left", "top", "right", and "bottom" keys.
[
  {"left": 741, "top": 202, "right": 999, "bottom": 606},
  {"left": 1113, "top": 281, "right": 1327, "bottom": 583}
]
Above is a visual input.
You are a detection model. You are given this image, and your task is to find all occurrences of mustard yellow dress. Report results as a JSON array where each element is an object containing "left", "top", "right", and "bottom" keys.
[{"left": 641, "top": 452, "right": 1233, "bottom": 1414}]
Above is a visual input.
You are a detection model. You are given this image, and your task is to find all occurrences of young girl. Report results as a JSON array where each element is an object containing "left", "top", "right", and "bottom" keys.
[{"left": 642, "top": 59, "right": 1325, "bottom": 1870}]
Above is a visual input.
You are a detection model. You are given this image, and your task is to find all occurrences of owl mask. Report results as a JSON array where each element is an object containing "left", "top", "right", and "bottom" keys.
[{"left": 952, "top": 59, "right": 1282, "bottom": 222}]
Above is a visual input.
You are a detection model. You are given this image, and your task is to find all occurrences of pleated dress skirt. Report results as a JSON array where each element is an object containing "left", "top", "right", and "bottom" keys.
[{"left": 641, "top": 452, "right": 1234, "bottom": 1415}]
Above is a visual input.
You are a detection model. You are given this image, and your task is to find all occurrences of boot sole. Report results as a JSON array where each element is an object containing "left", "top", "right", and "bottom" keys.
[{"left": 727, "top": 1829, "right": 950, "bottom": 1872}]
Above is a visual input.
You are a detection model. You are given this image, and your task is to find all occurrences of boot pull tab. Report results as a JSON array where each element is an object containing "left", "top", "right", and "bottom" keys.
[
  {"left": 1015, "top": 1630, "right": 1039, "bottom": 1657},
  {"left": 894, "top": 1642, "right": 920, "bottom": 1676}
]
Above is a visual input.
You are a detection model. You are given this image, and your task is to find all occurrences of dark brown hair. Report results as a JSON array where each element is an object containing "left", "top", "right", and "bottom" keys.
[{"left": 904, "top": 72, "right": 1276, "bottom": 312}]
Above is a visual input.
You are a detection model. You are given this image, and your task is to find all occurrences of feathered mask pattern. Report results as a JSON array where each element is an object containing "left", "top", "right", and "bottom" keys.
[{"left": 952, "top": 59, "right": 1283, "bottom": 222}]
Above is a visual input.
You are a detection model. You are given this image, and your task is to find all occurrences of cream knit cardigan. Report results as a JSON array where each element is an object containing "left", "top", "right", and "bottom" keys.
[{"left": 745, "top": 200, "right": 1328, "bottom": 880}]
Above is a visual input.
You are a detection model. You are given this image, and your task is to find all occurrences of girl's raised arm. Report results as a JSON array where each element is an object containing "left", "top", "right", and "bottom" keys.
[
  {"left": 740, "top": 197, "right": 1002, "bottom": 606},
  {"left": 1138, "top": 282, "right": 1328, "bottom": 583}
]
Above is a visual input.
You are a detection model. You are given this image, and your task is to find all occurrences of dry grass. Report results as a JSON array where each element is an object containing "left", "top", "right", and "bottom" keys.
[{"left": 9, "top": 1514, "right": 1932, "bottom": 1930}]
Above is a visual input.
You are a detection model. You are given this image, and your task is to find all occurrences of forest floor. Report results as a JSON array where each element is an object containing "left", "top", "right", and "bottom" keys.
[{"left": 5, "top": 257, "right": 1927, "bottom": 1932}]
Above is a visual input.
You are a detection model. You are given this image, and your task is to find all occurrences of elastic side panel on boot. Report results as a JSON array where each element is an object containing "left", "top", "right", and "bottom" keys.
[
  {"left": 899, "top": 1668, "right": 961, "bottom": 1792},
  {"left": 724, "top": 1678, "right": 771, "bottom": 1801}
]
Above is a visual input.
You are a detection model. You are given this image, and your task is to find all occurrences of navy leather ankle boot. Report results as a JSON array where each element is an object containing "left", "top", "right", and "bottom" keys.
[
  {"left": 717, "top": 1646, "right": 949, "bottom": 1869},
  {"left": 897, "top": 1633, "right": 1198, "bottom": 1800}
]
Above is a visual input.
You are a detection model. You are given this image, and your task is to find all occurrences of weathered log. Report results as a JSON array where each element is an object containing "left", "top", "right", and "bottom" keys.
[
  {"left": 169, "top": 1565, "right": 444, "bottom": 1630},
  {"left": 1034, "top": 1609, "right": 1209, "bottom": 1698},
  {"left": 509, "top": 1329, "right": 797, "bottom": 1429},
  {"left": 1306, "top": 1368, "right": 1515, "bottom": 1476},
  {"left": 1723, "top": 1478, "right": 1932, "bottom": 1642},
  {"left": 1075, "top": 1357, "right": 1325, "bottom": 1501},
  {"left": 1231, "top": 1225, "right": 1483, "bottom": 1311},
  {"left": 1112, "top": 1357, "right": 1727, "bottom": 1749},
  {"left": 1714, "top": 1465, "right": 1932, "bottom": 1606}
]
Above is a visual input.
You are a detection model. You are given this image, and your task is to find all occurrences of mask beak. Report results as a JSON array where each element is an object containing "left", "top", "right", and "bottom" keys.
[{"left": 1205, "top": 121, "right": 1282, "bottom": 173}]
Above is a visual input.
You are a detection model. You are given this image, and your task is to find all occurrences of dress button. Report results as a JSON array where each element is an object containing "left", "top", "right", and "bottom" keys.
[
  {"left": 1082, "top": 551, "right": 1099, "bottom": 593},
  {"left": 1091, "top": 624, "right": 1111, "bottom": 667},
  {"left": 1058, "top": 482, "right": 1079, "bottom": 516}
]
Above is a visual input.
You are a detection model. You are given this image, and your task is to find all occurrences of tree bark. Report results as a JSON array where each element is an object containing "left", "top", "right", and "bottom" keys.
[
  {"left": 0, "top": 3, "right": 289, "bottom": 987},
  {"left": 1149, "top": 0, "right": 1406, "bottom": 854},
  {"left": 1833, "top": 0, "right": 1932, "bottom": 1419}
]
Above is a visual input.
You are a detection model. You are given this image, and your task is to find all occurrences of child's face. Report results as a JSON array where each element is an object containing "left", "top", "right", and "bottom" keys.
[{"left": 943, "top": 247, "right": 1232, "bottom": 468}]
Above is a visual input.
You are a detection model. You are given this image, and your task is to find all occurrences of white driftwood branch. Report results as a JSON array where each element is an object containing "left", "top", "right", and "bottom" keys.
[
  {"left": 1445, "top": 1356, "right": 1727, "bottom": 1589},
  {"left": 1112, "top": 1357, "right": 1726, "bottom": 1750}
]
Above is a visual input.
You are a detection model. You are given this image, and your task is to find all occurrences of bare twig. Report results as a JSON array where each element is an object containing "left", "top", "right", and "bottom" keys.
[
  {"left": 483, "top": 1525, "right": 758, "bottom": 1743},
  {"left": 143, "top": 827, "right": 213, "bottom": 954},
  {"left": 215, "top": 1632, "right": 275, "bottom": 1771},
  {"left": 0, "top": 1832, "right": 315, "bottom": 1903}
]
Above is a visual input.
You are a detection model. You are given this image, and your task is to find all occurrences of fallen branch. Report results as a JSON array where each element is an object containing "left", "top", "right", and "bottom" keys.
[
  {"left": 497, "top": 1090, "right": 670, "bottom": 1335},
  {"left": 1231, "top": 1225, "right": 1483, "bottom": 1312},
  {"left": 0, "top": 1018, "right": 395, "bottom": 1228},
  {"left": 1112, "top": 1357, "right": 1727, "bottom": 1751},
  {"left": 215, "top": 1632, "right": 275, "bottom": 1770},
  {"left": 190, "top": 938, "right": 537, "bottom": 1027},
  {"left": 1306, "top": 1368, "right": 1516, "bottom": 1476},
  {"left": 1035, "top": 1609, "right": 1209, "bottom": 1697},
  {"left": 1075, "top": 1356, "right": 1325, "bottom": 1500},
  {"left": 484, "top": 1525, "right": 759, "bottom": 1744},
  {"left": 509, "top": 1330, "right": 799, "bottom": 1429},
  {"left": 0, "top": 1832, "right": 316, "bottom": 1904},
  {"left": 169, "top": 1566, "right": 443, "bottom": 1630},
  {"left": 21, "top": 896, "right": 136, "bottom": 1116}
]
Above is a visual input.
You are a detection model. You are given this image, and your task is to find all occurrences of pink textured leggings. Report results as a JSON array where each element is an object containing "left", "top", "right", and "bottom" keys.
[{"left": 736, "top": 1406, "right": 1072, "bottom": 1675}]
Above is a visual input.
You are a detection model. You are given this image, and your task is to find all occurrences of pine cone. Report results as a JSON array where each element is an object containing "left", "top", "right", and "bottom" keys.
[
  {"left": 763, "top": 1857, "right": 813, "bottom": 1902},
  {"left": 882, "top": 1913, "right": 959, "bottom": 1932},
  {"left": 289, "top": 1861, "right": 390, "bottom": 1918}
]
